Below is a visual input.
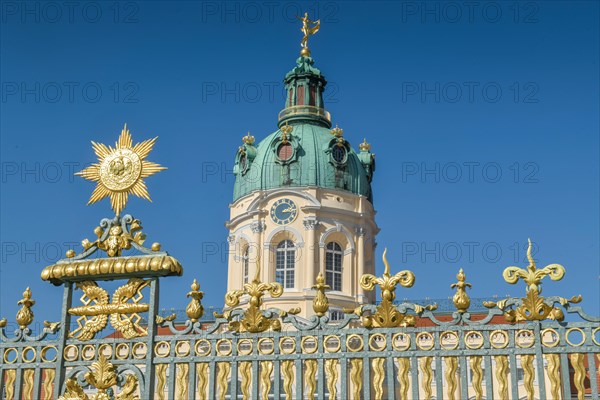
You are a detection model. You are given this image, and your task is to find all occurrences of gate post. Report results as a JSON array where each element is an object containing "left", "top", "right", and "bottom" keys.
[
  {"left": 144, "top": 278, "right": 160, "bottom": 399},
  {"left": 53, "top": 282, "right": 73, "bottom": 399}
]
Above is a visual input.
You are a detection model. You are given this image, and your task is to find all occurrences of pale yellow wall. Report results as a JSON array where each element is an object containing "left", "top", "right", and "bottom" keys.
[{"left": 225, "top": 187, "right": 379, "bottom": 317}]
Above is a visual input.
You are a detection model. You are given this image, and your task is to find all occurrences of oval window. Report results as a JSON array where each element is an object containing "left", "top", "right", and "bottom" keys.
[
  {"left": 332, "top": 146, "right": 346, "bottom": 163},
  {"left": 239, "top": 154, "right": 247, "bottom": 170},
  {"left": 278, "top": 143, "right": 293, "bottom": 161}
]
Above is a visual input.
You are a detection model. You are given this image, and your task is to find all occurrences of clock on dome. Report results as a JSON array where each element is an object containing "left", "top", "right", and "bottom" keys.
[{"left": 270, "top": 198, "right": 298, "bottom": 225}]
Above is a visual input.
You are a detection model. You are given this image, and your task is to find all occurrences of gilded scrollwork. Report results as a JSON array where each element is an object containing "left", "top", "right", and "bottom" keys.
[
  {"left": 484, "top": 239, "right": 581, "bottom": 322},
  {"left": 80, "top": 218, "right": 146, "bottom": 257},
  {"left": 59, "top": 378, "right": 88, "bottom": 400},
  {"left": 217, "top": 255, "right": 299, "bottom": 333},
  {"left": 69, "top": 278, "right": 149, "bottom": 341},
  {"left": 352, "top": 248, "right": 422, "bottom": 328},
  {"left": 59, "top": 355, "right": 139, "bottom": 400}
]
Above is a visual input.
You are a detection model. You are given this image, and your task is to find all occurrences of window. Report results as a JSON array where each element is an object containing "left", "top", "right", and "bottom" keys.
[
  {"left": 326, "top": 242, "right": 343, "bottom": 291},
  {"left": 276, "top": 240, "right": 295, "bottom": 289},
  {"left": 242, "top": 247, "right": 249, "bottom": 284},
  {"left": 277, "top": 143, "right": 293, "bottom": 161},
  {"left": 297, "top": 84, "right": 304, "bottom": 105},
  {"left": 332, "top": 145, "right": 346, "bottom": 164},
  {"left": 329, "top": 310, "right": 344, "bottom": 321}
]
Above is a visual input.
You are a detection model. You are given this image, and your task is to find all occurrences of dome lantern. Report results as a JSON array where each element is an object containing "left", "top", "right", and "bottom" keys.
[{"left": 278, "top": 13, "right": 331, "bottom": 129}]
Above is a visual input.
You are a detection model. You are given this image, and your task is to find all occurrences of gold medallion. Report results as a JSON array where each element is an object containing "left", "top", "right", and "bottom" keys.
[
  {"left": 76, "top": 124, "right": 166, "bottom": 215},
  {"left": 99, "top": 148, "right": 142, "bottom": 191}
]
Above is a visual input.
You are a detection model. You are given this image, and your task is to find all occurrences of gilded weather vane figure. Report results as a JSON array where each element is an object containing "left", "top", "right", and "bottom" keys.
[{"left": 297, "top": 12, "right": 320, "bottom": 57}]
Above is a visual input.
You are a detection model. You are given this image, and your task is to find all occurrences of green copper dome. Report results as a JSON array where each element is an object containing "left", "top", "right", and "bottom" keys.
[{"left": 232, "top": 56, "right": 375, "bottom": 203}]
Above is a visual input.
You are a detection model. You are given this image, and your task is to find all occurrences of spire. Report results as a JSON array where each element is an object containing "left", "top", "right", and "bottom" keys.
[{"left": 278, "top": 13, "right": 331, "bottom": 129}]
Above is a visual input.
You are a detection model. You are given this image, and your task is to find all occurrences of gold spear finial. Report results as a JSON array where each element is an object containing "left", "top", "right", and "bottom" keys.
[{"left": 297, "top": 12, "right": 320, "bottom": 57}]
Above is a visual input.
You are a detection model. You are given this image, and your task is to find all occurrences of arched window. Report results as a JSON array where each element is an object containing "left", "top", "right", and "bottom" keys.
[
  {"left": 326, "top": 242, "right": 343, "bottom": 291},
  {"left": 242, "top": 247, "right": 250, "bottom": 284},
  {"left": 276, "top": 240, "right": 295, "bottom": 289}
]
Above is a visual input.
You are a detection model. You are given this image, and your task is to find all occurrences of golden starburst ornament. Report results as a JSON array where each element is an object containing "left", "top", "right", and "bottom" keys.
[{"left": 75, "top": 124, "right": 166, "bottom": 216}]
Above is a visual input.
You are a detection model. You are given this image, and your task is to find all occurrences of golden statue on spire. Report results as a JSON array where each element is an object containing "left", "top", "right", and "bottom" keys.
[{"left": 297, "top": 12, "right": 320, "bottom": 57}]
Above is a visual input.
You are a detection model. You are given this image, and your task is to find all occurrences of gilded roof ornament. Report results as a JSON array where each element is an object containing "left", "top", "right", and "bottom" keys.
[
  {"left": 75, "top": 123, "right": 166, "bottom": 216},
  {"left": 242, "top": 132, "right": 255, "bottom": 146},
  {"left": 359, "top": 138, "right": 371, "bottom": 152},
  {"left": 280, "top": 122, "right": 293, "bottom": 144},
  {"left": 297, "top": 12, "right": 320, "bottom": 57},
  {"left": 331, "top": 124, "right": 343, "bottom": 138}
]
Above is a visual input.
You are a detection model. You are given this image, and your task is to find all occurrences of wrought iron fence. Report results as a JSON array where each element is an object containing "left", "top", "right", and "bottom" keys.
[{"left": 1, "top": 216, "right": 599, "bottom": 400}]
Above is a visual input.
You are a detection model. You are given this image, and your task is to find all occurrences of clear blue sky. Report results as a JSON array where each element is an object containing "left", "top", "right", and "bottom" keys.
[{"left": 1, "top": 1, "right": 599, "bottom": 324}]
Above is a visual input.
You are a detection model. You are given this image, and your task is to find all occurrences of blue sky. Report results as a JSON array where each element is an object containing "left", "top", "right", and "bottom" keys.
[{"left": 1, "top": 1, "right": 599, "bottom": 324}]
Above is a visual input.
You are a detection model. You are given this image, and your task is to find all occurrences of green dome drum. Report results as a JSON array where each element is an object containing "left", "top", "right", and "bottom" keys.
[{"left": 233, "top": 55, "right": 375, "bottom": 203}]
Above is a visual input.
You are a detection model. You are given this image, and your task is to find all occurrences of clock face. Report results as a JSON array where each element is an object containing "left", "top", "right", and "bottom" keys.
[{"left": 270, "top": 198, "right": 298, "bottom": 225}]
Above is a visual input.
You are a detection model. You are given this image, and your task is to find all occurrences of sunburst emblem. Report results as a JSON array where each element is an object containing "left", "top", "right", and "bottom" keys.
[{"left": 75, "top": 124, "right": 166, "bottom": 215}]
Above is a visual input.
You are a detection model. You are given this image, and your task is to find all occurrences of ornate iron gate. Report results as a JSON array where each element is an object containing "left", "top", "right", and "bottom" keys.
[{"left": 1, "top": 213, "right": 598, "bottom": 400}]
